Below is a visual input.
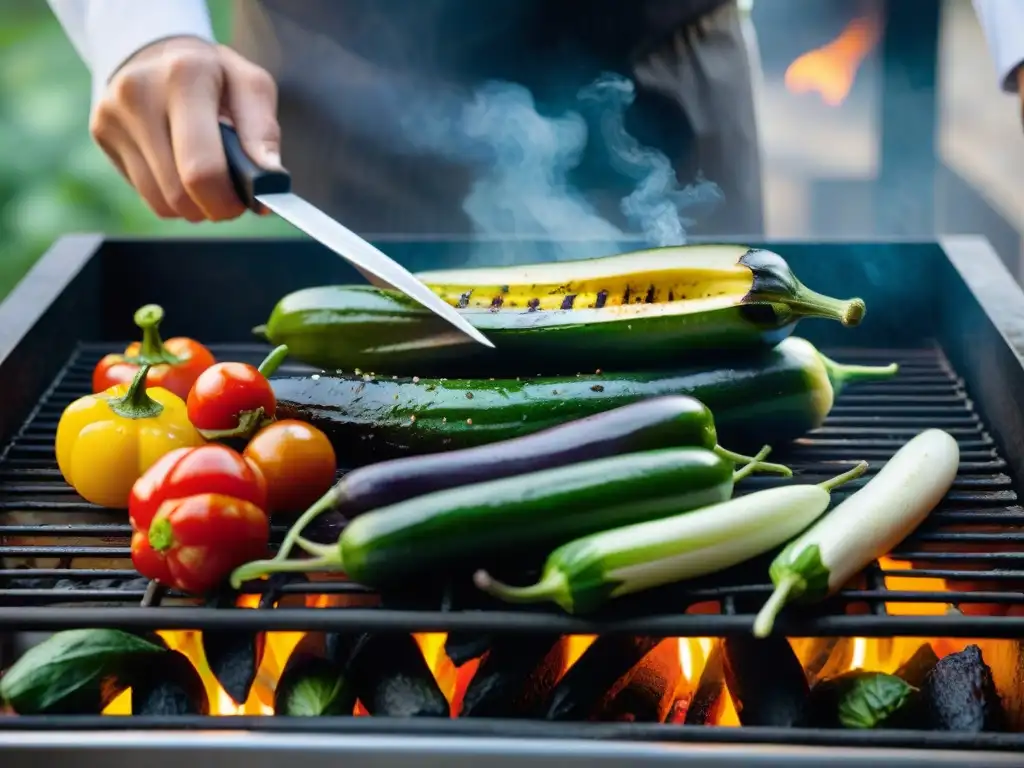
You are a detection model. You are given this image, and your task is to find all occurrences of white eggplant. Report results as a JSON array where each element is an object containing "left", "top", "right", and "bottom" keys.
[
  {"left": 473, "top": 462, "right": 868, "bottom": 615},
  {"left": 752, "top": 428, "right": 960, "bottom": 638}
]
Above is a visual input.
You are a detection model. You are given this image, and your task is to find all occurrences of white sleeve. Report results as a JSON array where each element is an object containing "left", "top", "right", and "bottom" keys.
[
  {"left": 974, "top": 0, "right": 1024, "bottom": 93},
  {"left": 46, "top": 0, "right": 215, "bottom": 109}
]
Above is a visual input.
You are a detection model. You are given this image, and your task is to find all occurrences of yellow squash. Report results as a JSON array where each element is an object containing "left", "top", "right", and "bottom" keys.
[{"left": 56, "top": 364, "right": 204, "bottom": 509}]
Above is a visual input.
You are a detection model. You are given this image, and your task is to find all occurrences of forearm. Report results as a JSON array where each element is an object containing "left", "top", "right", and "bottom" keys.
[
  {"left": 973, "top": 0, "right": 1024, "bottom": 93},
  {"left": 46, "top": 0, "right": 215, "bottom": 108}
]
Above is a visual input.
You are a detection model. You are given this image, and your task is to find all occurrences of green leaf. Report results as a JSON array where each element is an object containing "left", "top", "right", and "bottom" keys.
[
  {"left": 274, "top": 656, "right": 355, "bottom": 717},
  {"left": 0, "top": 629, "right": 167, "bottom": 714},
  {"left": 836, "top": 672, "right": 916, "bottom": 729}
]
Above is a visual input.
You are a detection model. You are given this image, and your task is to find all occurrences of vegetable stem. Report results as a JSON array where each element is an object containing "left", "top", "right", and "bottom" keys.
[
  {"left": 132, "top": 304, "right": 183, "bottom": 365},
  {"left": 752, "top": 572, "right": 802, "bottom": 638},
  {"left": 818, "top": 461, "right": 869, "bottom": 492},
  {"left": 258, "top": 344, "right": 290, "bottom": 378},
  {"left": 294, "top": 536, "right": 336, "bottom": 559},
  {"left": 718, "top": 444, "right": 792, "bottom": 478},
  {"left": 230, "top": 554, "right": 344, "bottom": 589},
  {"left": 732, "top": 445, "right": 774, "bottom": 483},
  {"left": 786, "top": 287, "right": 866, "bottom": 327},
  {"left": 274, "top": 486, "right": 344, "bottom": 562},
  {"left": 818, "top": 351, "right": 899, "bottom": 396},
  {"left": 473, "top": 568, "right": 570, "bottom": 609},
  {"left": 106, "top": 365, "right": 165, "bottom": 419}
]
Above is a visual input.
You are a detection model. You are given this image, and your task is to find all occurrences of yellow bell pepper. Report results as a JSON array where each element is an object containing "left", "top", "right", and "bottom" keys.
[{"left": 56, "top": 364, "right": 205, "bottom": 509}]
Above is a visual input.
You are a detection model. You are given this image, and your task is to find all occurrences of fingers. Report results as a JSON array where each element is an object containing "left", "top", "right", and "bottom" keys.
[
  {"left": 221, "top": 45, "right": 283, "bottom": 170},
  {"left": 165, "top": 50, "right": 246, "bottom": 221},
  {"left": 88, "top": 37, "right": 280, "bottom": 223}
]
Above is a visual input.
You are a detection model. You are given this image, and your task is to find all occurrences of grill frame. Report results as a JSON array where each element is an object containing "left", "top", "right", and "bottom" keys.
[{"left": 2, "top": 235, "right": 1024, "bottom": 755}]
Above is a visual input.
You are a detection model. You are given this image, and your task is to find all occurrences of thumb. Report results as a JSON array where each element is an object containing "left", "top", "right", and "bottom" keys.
[{"left": 220, "top": 50, "right": 282, "bottom": 170}]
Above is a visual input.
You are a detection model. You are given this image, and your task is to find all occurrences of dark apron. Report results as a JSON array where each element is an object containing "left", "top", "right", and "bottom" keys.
[{"left": 231, "top": 0, "right": 762, "bottom": 261}]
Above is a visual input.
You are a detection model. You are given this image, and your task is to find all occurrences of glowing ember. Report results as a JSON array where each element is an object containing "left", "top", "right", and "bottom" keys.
[
  {"left": 99, "top": 564, "right": 998, "bottom": 721},
  {"left": 784, "top": 15, "right": 881, "bottom": 107}
]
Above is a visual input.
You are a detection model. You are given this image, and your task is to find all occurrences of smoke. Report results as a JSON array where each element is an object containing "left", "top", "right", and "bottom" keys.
[{"left": 398, "top": 73, "right": 725, "bottom": 262}]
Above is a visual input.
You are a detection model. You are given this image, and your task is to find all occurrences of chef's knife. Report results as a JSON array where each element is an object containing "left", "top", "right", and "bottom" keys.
[{"left": 218, "top": 123, "right": 493, "bottom": 349}]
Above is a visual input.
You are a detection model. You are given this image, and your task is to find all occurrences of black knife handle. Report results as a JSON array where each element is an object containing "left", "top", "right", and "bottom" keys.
[{"left": 219, "top": 122, "right": 291, "bottom": 211}]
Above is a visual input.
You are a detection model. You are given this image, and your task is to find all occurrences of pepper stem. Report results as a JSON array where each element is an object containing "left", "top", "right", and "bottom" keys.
[
  {"left": 817, "top": 460, "right": 869, "bottom": 492},
  {"left": 258, "top": 344, "right": 289, "bottom": 378},
  {"left": 731, "top": 445, "right": 774, "bottom": 483},
  {"left": 133, "top": 304, "right": 183, "bottom": 365},
  {"left": 273, "top": 486, "right": 344, "bottom": 562},
  {"left": 106, "top": 365, "right": 165, "bottom": 420},
  {"left": 252, "top": 325, "right": 269, "bottom": 342},
  {"left": 473, "top": 568, "right": 572, "bottom": 612},
  {"left": 784, "top": 287, "right": 866, "bottom": 327},
  {"left": 752, "top": 571, "right": 804, "bottom": 638},
  {"left": 819, "top": 351, "right": 900, "bottom": 397},
  {"left": 229, "top": 553, "right": 344, "bottom": 590},
  {"left": 715, "top": 444, "right": 792, "bottom": 478},
  {"left": 148, "top": 517, "right": 174, "bottom": 553}
]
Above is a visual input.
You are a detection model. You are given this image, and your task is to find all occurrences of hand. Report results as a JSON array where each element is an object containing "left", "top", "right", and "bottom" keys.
[{"left": 90, "top": 37, "right": 281, "bottom": 222}]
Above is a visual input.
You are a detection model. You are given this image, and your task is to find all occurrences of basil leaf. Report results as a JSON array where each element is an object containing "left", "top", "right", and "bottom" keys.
[
  {"left": 1, "top": 629, "right": 166, "bottom": 714},
  {"left": 274, "top": 656, "right": 354, "bottom": 717},
  {"left": 837, "top": 672, "right": 916, "bottom": 729}
]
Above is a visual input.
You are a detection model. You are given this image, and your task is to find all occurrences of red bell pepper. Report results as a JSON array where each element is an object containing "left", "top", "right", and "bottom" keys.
[
  {"left": 146, "top": 493, "right": 271, "bottom": 595},
  {"left": 129, "top": 443, "right": 270, "bottom": 595},
  {"left": 94, "top": 304, "right": 215, "bottom": 401},
  {"left": 186, "top": 345, "right": 289, "bottom": 441}
]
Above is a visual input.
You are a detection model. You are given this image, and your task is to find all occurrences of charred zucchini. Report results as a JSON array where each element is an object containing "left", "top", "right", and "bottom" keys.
[
  {"left": 272, "top": 336, "right": 898, "bottom": 462},
  {"left": 260, "top": 245, "right": 866, "bottom": 376}
]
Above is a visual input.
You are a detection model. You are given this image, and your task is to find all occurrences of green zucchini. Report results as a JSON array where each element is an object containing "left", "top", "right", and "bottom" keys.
[
  {"left": 231, "top": 447, "right": 745, "bottom": 589},
  {"left": 258, "top": 245, "right": 866, "bottom": 376},
  {"left": 271, "top": 336, "right": 899, "bottom": 461}
]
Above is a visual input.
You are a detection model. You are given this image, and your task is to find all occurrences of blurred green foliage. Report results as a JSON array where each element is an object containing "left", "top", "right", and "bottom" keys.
[{"left": 0, "top": 0, "right": 292, "bottom": 301}]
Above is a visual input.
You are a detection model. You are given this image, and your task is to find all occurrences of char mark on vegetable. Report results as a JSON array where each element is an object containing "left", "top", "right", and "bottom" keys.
[
  {"left": 595, "top": 290, "right": 608, "bottom": 309},
  {"left": 560, "top": 294, "right": 577, "bottom": 310}
]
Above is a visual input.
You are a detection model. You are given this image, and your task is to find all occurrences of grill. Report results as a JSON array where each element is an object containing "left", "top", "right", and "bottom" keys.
[{"left": 1, "top": 234, "right": 1024, "bottom": 767}]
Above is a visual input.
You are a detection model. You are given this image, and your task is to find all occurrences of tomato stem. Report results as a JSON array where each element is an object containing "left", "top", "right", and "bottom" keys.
[
  {"left": 258, "top": 345, "right": 289, "bottom": 378},
  {"left": 132, "top": 304, "right": 184, "bottom": 366},
  {"left": 197, "top": 407, "right": 270, "bottom": 442},
  {"left": 106, "top": 365, "right": 165, "bottom": 420}
]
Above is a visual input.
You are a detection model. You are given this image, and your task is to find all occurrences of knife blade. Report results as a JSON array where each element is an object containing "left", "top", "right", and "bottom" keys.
[{"left": 219, "top": 123, "right": 493, "bottom": 349}]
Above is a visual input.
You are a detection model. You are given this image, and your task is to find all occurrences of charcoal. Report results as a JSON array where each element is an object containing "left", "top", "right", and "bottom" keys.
[
  {"left": 444, "top": 630, "right": 494, "bottom": 666},
  {"left": 460, "top": 635, "right": 565, "bottom": 718},
  {"left": 594, "top": 639, "right": 682, "bottom": 723},
  {"left": 895, "top": 643, "right": 941, "bottom": 689},
  {"left": 346, "top": 633, "right": 449, "bottom": 717},
  {"left": 722, "top": 635, "right": 809, "bottom": 727},
  {"left": 200, "top": 590, "right": 265, "bottom": 705},
  {"left": 923, "top": 644, "right": 1007, "bottom": 732},
  {"left": 131, "top": 650, "right": 209, "bottom": 715},
  {"left": 541, "top": 635, "right": 660, "bottom": 721},
  {"left": 684, "top": 643, "right": 725, "bottom": 725}
]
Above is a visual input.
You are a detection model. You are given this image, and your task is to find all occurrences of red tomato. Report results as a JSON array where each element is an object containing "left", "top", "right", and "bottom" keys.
[
  {"left": 147, "top": 493, "right": 270, "bottom": 595},
  {"left": 186, "top": 362, "right": 276, "bottom": 435},
  {"left": 129, "top": 444, "right": 267, "bottom": 532},
  {"left": 243, "top": 420, "right": 337, "bottom": 512}
]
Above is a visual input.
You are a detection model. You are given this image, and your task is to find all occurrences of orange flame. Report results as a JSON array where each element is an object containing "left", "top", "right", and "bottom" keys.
[
  {"left": 98, "top": 566, "right": 1000, "bottom": 721},
  {"left": 784, "top": 16, "right": 881, "bottom": 107}
]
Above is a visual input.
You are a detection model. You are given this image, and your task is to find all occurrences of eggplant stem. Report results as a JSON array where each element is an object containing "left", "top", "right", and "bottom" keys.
[
  {"left": 295, "top": 536, "right": 336, "bottom": 559},
  {"left": 786, "top": 286, "right": 866, "bottom": 327},
  {"left": 818, "top": 460, "right": 869, "bottom": 492},
  {"left": 752, "top": 572, "right": 803, "bottom": 638},
  {"left": 229, "top": 553, "right": 343, "bottom": 590},
  {"left": 731, "top": 445, "right": 773, "bottom": 483},
  {"left": 274, "top": 486, "right": 344, "bottom": 562},
  {"left": 715, "top": 444, "right": 792, "bottom": 477}
]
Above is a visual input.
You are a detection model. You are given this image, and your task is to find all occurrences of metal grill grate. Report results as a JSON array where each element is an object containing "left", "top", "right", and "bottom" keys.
[{"left": 0, "top": 340, "right": 1022, "bottom": 636}]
